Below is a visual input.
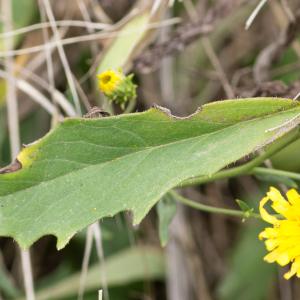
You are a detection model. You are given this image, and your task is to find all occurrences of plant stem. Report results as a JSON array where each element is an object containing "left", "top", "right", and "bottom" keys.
[
  {"left": 251, "top": 167, "right": 300, "bottom": 181},
  {"left": 180, "top": 130, "right": 299, "bottom": 187},
  {"left": 170, "top": 191, "right": 261, "bottom": 219}
]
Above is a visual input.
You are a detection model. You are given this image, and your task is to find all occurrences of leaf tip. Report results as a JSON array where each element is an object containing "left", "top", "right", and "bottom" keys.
[{"left": 56, "top": 233, "right": 74, "bottom": 250}]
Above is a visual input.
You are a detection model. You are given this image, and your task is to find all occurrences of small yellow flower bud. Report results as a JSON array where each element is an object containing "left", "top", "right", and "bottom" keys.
[
  {"left": 97, "top": 69, "right": 123, "bottom": 96},
  {"left": 97, "top": 69, "right": 137, "bottom": 109}
]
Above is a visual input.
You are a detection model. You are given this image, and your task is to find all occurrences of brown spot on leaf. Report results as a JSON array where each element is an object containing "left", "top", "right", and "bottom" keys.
[
  {"left": 0, "top": 159, "right": 22, "bottom": 174},
  {"left": 83, "top": 107, "right": 110, "bottom": 118}
]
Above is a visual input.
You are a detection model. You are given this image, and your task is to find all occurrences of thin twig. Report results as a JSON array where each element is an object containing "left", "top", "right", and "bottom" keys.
[
  {"left": 74, "top": 75, "right": 92, "bottom": 111},
  {"left": 77, "top": 0, "right": 100, "bottom": 56},
  {"left": 202, "top": 37, "right": 235, "bottom": 98},
  {"left": 92, "top": 222, "right": 110, "bottom": 300},
  {"left": 245, "top": 0, "right": 268, "bottom": 30},
  {"left": 0, "top": 20, "right": 110, "bottom": 39},
  {"left": 90, "top": 0, "right": 112, "bottom": 24},
  {"left": 38, "top": 0, "right": 59, "bottom": 121},
  {"left": 20, "top": 250, "right": 35, "bottom": 300},
  {"left": 151, "top": 0, "right": 163, "bottom": 16},
  {"left": 98, "top": 290, "right": 103, "bottom": 300},
  {"left": 0, "top": 61, "right": 77, "bottom": 116},
  {"left": 42, "top": 0, "right": 82, "bottom": 115},
  {"left": 78, "top": 227, "right": 94, "bottom": 300},
  {"left": 0, "top": 18, "right": 181, "bottom": 58},
  {"left": 0, "top": 69, "right": 75, "bottom": 116},
  {"left": 25, "top": 26, "right": 68, "bottom": 73},
  {"left": 159, "top": 10, "right": 175, "bottom": 108}
]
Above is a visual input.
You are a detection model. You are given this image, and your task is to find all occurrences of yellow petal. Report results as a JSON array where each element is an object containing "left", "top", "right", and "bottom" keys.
[
  {"left": 284, "top": 258, "right": 300, "bottom": 279},
  {"left": 268, "top": 187, "right": 286, "bottom": 206},
  {"left": 277, "top": 253, "right": 290, "bottom": 266},
  {"left": 259, "top": 196, "right": 279, "bottom": 224},
  {"left": 286, "top": 189, "right": 300, "bottom": 205},
  {"left": 259, "top": 227, "right": 278, "bottom": 240},
  {"left": 265, "top": 239, "right": 278, "bottom": 251},
  {"left": 264, "top": 250, "right": 290, "bottom": 266}
]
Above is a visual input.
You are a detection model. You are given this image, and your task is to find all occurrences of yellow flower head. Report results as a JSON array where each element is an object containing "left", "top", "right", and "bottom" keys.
[
  {"left": 96, "top": 69, "right": 137, "bottom": 109},
  {"left": 259, "top": 187, "right": 300, "bottom": 279},
  {"left": 97, "top": 69, "right": 123, "bottom": 95}
]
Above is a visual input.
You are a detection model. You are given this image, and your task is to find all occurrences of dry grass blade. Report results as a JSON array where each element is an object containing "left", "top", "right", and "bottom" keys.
[
  {"left": 0, "top": 18, "right": 181, "bottom": 57},
  {"left": 78, "top": 226, "right": 94, "bottom": 300},
  {"left": 0, "top": 20, "right": 111, "bottom": 39},
  {"left": 42, "top": 0, "right": 82, "bottom": 115},
  {"left": 0, "top": 69, "right": 76, "bottom": 116},
  {"left": 245, "top": 0, "right": 268, "bottom": 30},
  {"left": 92, "top": 222, "right": 110, "bottom": 300}
]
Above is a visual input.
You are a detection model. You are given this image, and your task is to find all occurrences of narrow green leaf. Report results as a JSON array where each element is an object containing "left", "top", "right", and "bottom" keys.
[
  {"left": 97, "top": 12, "right": 150, "bottom": 73},
  {"left": 96, "top": 3, "right": 167, "bottom": 73},
  {"left": 235, "top": 199, "right": 254, "bottom": 220},
  {"left": 0, "top": 267, "right": 20, "bottom": 298},
  {"left": 157, "top": 193, "right": 177, "bottom": 247},
  {"left": 235, "top": 200, "right": 252, "bottom": 213},
  {"left": 217, "top": 224, "right": 275, "bottom": 300},
  {"left": 17, "top": 246, "right": 165, "bottom": 300},
  {"left": 0, "top": 98, "right": 300, "bottom": 249},
  {"left": 255, "top": 173, "right": 298, "bottom": 188}
]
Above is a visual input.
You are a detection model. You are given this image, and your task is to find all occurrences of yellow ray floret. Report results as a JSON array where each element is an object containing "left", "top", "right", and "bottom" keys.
[
  {"left": 97, "top": 69, "right": 123, "bottom": 95},
  {"left": 259, "top": 187, "right": 300, "bottom": 279}
]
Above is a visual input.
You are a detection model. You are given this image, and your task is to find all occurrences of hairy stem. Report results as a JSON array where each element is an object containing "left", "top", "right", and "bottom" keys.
[
  {"left": 251, "top": 167, "right": 300, "bottom": 181},
  {"left": 170, "top": 191, "right": 261, "bottom": 219}
]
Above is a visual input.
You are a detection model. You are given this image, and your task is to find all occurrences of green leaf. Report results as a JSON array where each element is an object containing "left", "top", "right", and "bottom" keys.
[
  {"left": 17, "top": 246, "right": 165, "bottom": 300},
  {"left": 1, "top": 98, "right": 300, "bottom": 249},
  {"left": 217, "top": 224, "right": 275, "bottom": 300},
  {"left": 235, "top": 200, "right": 252, "bottom": 213},
  {"left": 272, "top": 138, "right": 300, "bottom": 172},
  {"left": 235, "top": 199, "right": 255, "bottom": 220},
  {"left": 157, "top": 193, "right": 177, "bottom": 247},
  {"left": 96, "top": 2, "right": 167, "bottom": 73},
  {"left": 97, "top": 12, "right": 150, "bottom": 73},
  {"left": 255, "top": 173, "right": 298, "bottom": 188},
  {"left": 0, "top": 266, "right": 20, "bottom": 298}
]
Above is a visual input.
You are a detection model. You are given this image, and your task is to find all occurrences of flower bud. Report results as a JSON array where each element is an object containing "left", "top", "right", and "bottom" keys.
[{"left": 97, "top": 69, "right": 137, "bottom": 109}]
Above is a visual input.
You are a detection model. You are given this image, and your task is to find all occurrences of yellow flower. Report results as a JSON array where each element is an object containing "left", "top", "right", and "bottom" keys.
[
  {"left": 259, "top": 187, "right": 300, "bottom": 279},
  {"left": 97, "top": 69, "right": 123, "bottom": 95},
  {"left": 96, "top": 69, "right": 137, "bottom": 109}
]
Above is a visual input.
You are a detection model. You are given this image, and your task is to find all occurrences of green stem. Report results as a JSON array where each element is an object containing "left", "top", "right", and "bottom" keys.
[
  {"left": 251, "top": 167, "right": 300, "bottom": 181},
  {"left": 124, "top": 97, "right": 137, "bottom": 114},
  {"left": 179, "top": 130, "right": 300, "bottom": 187},
  {"left": 170, "top": 190, "right": 261, "bottom": 219}
]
